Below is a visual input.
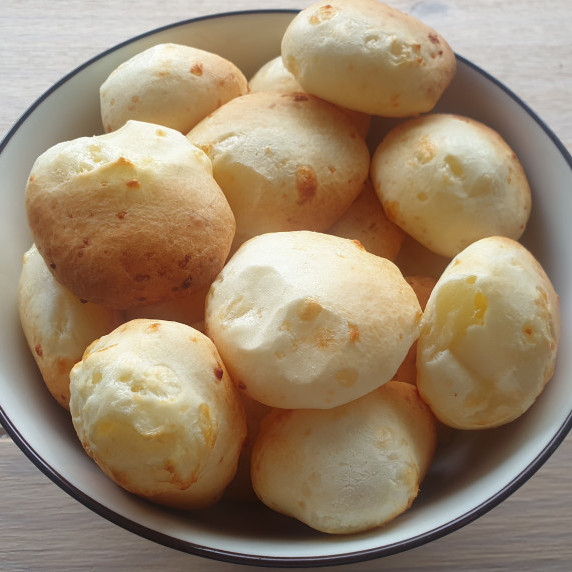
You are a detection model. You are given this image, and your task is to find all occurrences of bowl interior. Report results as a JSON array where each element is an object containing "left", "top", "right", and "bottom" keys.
[{"left": 1, "top": 10, "right": 571, "bottom": 566}]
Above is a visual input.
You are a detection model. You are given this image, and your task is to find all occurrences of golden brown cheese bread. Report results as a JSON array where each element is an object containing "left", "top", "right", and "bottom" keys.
[
  {"left": 69, "top": 319, "right": 247, "bottom": 509},
  {"left": 281, "top": 0, "right": 456, "bottom": 117},
  {"left": 249, "top": 54, "right": 303, "bottom": 94},
  {"left": 100, "top": 43, "right": 248, "bottom": 134},
  {"left": 392, "top": 275, "right": 438, "bottom": 385},
  {"left": 326, "top": 178, "right": 405, "bottom": 260},
  {"left": 224, "top": 393, "right": 272, "bottom": 502},
  {"left": 124, "top": 282, "right": 210, "bottom": 332},
  {"left": 187, "top": 91, "right": 370, "bottom": 252},
  {"left": 249, "top": 55, "right": 371, "bottom": 137},
  {"left": 251, "top": 381, "right": 437, "bottom": 534},
  {"left": 394, "top": 234, "right": 452, "bottom": 279},
  {"left": 205, "top": 231, "right": 422, "bottom": 410},
  {"left": 25, "top": 120, "right": 235, "bottom": 310},
  {"left": 417, "top": 237, "right": 560, "bottom": 429},
  {"left": 18, "top": 244, "right": 123, "bottom": 409},
  {"left": 371, "top": 113, "right": 532, "bottom": 258}
]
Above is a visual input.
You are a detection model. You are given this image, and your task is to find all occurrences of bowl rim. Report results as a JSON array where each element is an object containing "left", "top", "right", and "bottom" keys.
[{"left": 1, "top": 8, "right": 572, "bottom": 568}]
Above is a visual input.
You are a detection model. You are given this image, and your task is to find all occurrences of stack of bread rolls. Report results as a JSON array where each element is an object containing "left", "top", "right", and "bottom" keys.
[{"left": 18, "top": 0, "right": 560, "bottom": 536}]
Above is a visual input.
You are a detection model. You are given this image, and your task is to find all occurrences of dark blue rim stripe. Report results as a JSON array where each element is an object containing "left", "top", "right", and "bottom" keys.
[{"left": 2, "top": 9, "right": 572, "bottom": 568}]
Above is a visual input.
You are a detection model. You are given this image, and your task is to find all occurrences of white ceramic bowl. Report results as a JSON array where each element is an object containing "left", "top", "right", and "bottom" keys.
[{"left": 1, "top": 10, "right": 571, "bottom": 567}]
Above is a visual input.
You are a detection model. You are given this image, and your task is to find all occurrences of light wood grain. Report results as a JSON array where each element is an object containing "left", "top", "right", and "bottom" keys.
[{"left": 1, "top": 1, "right": 571, "bottom": 570}]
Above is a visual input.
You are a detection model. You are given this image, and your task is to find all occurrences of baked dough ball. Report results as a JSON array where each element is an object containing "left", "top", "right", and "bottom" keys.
[
  {"left": 224, "top": 393, "right": 272, "bottom": 502},
  {"left": 394, "top": 234, "right": 451, "bottom": 279},
  {"left": 18, "top": 244, "right": 123, "bottom": 409},
  {"left": 26, "top": 120, "right": 235, "bottom": 310},
  {"left": 249, "top": 55, "right": 303, "bottom": 94},
  {"left": 251, "top": 381, "right": 437, "bottom": 534},
  {"left": 327, "top": 178, "right": 405, "bottom": 260},
  {"left": 404, "top": 275, "right": 437, "bottom": 311},
  {"left": 417, "top": 237, "right": 560, "bottom": 430},
  {"left": 392, "top": 275, "right": 437, "bottom": 385},
  {"left": 188, "top": 91, "right": 370, "bottom": 251},
  {"left": 281, "top": 0, "right": 456, "bottom": 117},
  {"left": 69, "top": 319, "right": 247, "bottom": 509},
  {"left": 205, "top": 231, "right": 422, "bottom": 409},
  {"left": 249, "top": 55, "right": 371, "bottom": 137},
  {"left": 100, "top": 43, "right": 248, "bottom": 134},
  {"left": 371, "top": 113, "right": 532, "bottom": 258},
  {"left": 125, "top": 283, "right": 210, "bottom": 331}
]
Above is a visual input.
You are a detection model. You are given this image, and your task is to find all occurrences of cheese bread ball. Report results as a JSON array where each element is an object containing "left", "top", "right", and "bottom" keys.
[
  {"left": 417, "top": 237, "right": 560, "bottom": 429},
  {"left": 69, "top": 319, "right": 247, "bottom": 509},
  {"left": 393, "top": 275, "right": 437, "bottom": 385},
  {"left": 327, "top": 178, "right": 405, "bottom": 260},
  {"left": 188, "top": 91, "right": 370, "bottom": 251},
  {"left": 281, "top": 0, "right": 456, "bottom": 117},
  {"left": 249, "top": 55, "right": 371, "bottom": 137},
  {"left": 18, "top": 244, "right": 123, "bottom": 409},
  {"left": 251, "top": 381, "right": 437, "bottom": 534},
  {"left": 100, "top": 43, "right": 248, "bottom": 134},
  {"left": 371, "top": 113, "right": 532, "bottom": 258},
  {"left": 224, "top": 393, "right": 272, "bottom": 502},
  {"left": 125, "top": 283, "right": 210, "bottom": 332},
  {"left": 404, "top": 275, "right": 437, "bottom": 311},
  {"left": 249, "top": 55, "right": 303, "bottom": 94},
  {"left": 394, "top": 234, "right": 451, "bottom": 279},
  {"left": 26, "top": 120, "right": 235, "bottom": 310},
  {"left": 205, "top": 231, "right": 422, "bottom": 409}
]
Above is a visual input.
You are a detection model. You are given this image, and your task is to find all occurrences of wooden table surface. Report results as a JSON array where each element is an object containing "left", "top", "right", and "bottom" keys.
[{"left": 1, "top": 1, "right": 571, "bottom": 570}]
